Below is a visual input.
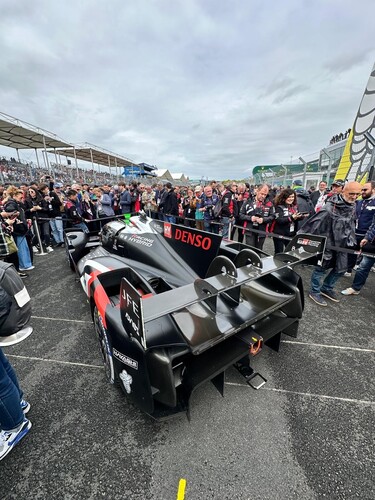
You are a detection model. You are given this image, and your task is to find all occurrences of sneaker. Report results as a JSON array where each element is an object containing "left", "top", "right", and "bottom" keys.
[
  {"left": 46, "top": 246, "right": 54, "bottom": 253},
  {"left": 0, "top": 418, "right": 32, "bottom": 461},
  {"left": 341, "top": 287, "right": 360, "bottom": 296},
  {"left": 19, "top": 266, "right": 35, "bottom": 271},
  {"left": 309, "top": 292, "right": 328, "bottom": 306},
  {"left": 17, "top": 272, "right": 28, "bottom": 278},
  {"left": 321, "top": 289, "right": 340, "bottom": 302},
  {"left": 20, "top": 399, "right": 30, "bottom": 414},
  {"left": 344, "top": 271, "right": 352, "bottom": 277},
  {"left": 32, "top": 246, "right": 39, "bottom": 254}
]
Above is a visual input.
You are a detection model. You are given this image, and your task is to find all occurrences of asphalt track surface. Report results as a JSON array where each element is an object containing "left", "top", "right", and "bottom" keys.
[{"left": 0, "top": 240, "right": 374, "bottom": 500}]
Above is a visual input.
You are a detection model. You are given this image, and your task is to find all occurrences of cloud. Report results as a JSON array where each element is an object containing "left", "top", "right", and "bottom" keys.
[{"left": 0, "top": 0, "right": 374, "bottom": 179}]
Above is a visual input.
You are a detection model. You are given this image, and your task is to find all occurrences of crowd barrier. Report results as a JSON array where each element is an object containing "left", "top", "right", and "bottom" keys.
[{"left": 30, "top": 212, "right": 375, "bottom": 259}]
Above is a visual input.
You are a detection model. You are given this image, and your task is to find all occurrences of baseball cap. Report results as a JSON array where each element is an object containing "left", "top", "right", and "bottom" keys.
[
  {"left": 54, "top": 182, "right": 63, "bottom": 188},
  {"left": 331, "top": 179, "right": 345, "bottom": 187},
  {"left": 194, "top": 185, "right": 201, "bottom": 191},
  {"left": 293, "top": 180, "right": 303, "bottom": 187}
]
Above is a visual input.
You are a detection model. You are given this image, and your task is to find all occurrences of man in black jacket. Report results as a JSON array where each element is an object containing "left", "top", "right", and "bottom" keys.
[
  {"left": 218, "top": 182, "right": 238, "bottom": 239},
  {"left": 39, "top": 184, "right": 63, "bottom": 246},
  {"left": 301, "top": 181, "right": 362, "bottom": 306},
  {"left": 159, "top": 182, "right": 179, "bottom": 224},
  {"left": 65, "top": 190, "right": 89, "bottom": 233}
]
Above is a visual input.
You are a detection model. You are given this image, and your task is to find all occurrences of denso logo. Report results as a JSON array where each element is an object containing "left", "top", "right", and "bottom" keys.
[{"left": 174, "top": 228, "right": 212, "bottom": 250}]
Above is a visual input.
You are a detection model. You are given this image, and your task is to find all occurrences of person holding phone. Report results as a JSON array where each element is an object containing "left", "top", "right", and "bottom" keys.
[
  {"left": 3, "top": 187, "right": 34, "bottom": 271},
  {"left": 269, "top": 188, "right": 306, "bottom": 254}
]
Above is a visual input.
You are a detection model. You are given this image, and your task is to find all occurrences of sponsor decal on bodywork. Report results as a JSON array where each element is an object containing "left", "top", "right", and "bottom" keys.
[
  {"left": 164, "top": 222, "right": 172, "bottom": 238},
  {"left": 113, "top": 348, "right": 138, "bottom": 370},
  {"left": 174, "top": 228, "right": 212, "bottom": 250},
  {"left": 297, "top": 238, "right": 320, "bottom": 248},
  {"left": 119, "top": 369, "right": 133, "bottom": 394},
  {"left": 127, "top": 234, "right": 154, "bottom": 247}
]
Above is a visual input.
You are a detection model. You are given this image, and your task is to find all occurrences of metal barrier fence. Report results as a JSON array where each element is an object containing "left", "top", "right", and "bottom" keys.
[{"left": 30, "top": 212, "right": 375, "bottom": 259}]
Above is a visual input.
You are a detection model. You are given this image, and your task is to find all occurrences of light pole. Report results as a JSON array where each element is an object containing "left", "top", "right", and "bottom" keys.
[
  {"left": 321, "top": 148, "right": 334, "bottom": 184},
  {"left": 267, "top": 169, "right": 275, "bottom": 186},
  {"left": 280, "top": 164, "right": 288, "bottom": 186},
  {"left": 298, "top": 156, "right": 307, "bottom": 188}
]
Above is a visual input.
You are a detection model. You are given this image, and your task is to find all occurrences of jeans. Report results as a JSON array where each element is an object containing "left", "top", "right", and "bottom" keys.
[
  {"left": 204, "top": 219, "right": 219, "bottom": 234},
  {"left": 164, "top": 215, "right": 176, "bottom": 224},
  {"left": 73, "top": 222, "right": 89, "bottom": 233},
  {"left": 221, "top": 217, "right": 229, "bottom": 238},
  {"left": 15, "top": 236, "right": 33, "bottom": 269},
  {"left": 0, "top": 349, "right": 24, "bottom": 430},
  {"left": 352, "top": 255, "right": 375, "bottom": 291},
  {"left": 310, "top": 266, "right": 345, "bottom": 293},
  {"left": 50, "top": 217, "right": 64, "bottom": 244}
]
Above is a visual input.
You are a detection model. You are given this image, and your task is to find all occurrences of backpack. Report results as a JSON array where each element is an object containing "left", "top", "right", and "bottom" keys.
[
  {"left": 213, "top": 198, "right": 223, "bottom": 219},
  {"left": 0, "top": 262, "right": 32, "bottom": 339}
]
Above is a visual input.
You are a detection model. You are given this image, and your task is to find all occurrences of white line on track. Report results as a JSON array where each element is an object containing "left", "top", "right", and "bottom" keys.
[
  {"left": 281, "top": 339, "right": 375, "bottom": 353},
  {"left": 31, "top": 315, "right": 92, "bottom": 324},
  {"left": 7, "top": 354, "right": 103, "bottom": 369},
  {"left": 31, "top": 317, "right": 375, "bottom": 352},
  {"left": 225, "top": 382, "right": 375, "bottom": 405},
  {"left": 8, "top": 354, "right": 375, "bottom": 405}
]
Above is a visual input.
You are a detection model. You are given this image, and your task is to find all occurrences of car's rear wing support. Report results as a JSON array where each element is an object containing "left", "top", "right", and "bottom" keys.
[{"left": 120, "top": 234, "right": 326, "bottom": 350}]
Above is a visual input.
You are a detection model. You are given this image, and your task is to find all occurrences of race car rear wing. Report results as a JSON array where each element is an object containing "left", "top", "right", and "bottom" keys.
[{"left": 120, "top": 234, "right": 325, "bottom": 351}]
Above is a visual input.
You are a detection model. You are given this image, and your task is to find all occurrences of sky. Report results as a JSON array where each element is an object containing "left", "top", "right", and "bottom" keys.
[{"left": 0, "top": 0, "right": 374, "bottom": 180}]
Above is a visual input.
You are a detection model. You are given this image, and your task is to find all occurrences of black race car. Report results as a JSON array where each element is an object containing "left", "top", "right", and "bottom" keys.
[{"left": 65, "top": 214, "right": 325, "bottom": 419}]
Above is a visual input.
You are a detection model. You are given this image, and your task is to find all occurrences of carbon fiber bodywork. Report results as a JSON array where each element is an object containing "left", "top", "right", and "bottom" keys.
[{"left": 65, "top": 215, "right": 325, "bottom": 419}]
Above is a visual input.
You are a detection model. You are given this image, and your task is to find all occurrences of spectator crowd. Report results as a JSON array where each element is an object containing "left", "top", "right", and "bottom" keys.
[{"left": 1, "top": 171, "right": 374, "bottom": 305}]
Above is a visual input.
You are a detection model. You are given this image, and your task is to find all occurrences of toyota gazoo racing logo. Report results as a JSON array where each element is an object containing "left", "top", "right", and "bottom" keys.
[{"left": 297, "top": 238, "right": 320, "bottom": 248}]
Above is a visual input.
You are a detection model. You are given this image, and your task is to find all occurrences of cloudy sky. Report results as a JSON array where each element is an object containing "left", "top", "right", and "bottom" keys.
[{"left": 0, "top": 0, "right": 374, "bottom": 179}]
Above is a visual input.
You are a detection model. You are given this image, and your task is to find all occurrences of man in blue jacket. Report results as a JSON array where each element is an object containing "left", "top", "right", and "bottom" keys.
[
  {"left": 118, "top": 182, "right": 132, "bottom": 214},
  {"left": 342, "top": 210, "right": 375, "bottom": 296},
  {"left": 345, "top": 181, "right": 375, "bottom": 275}
]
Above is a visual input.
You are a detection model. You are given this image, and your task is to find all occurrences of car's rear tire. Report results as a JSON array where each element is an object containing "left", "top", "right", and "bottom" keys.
[{"left": 93, "top": 306, "right": 115, "bottom": 384}]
